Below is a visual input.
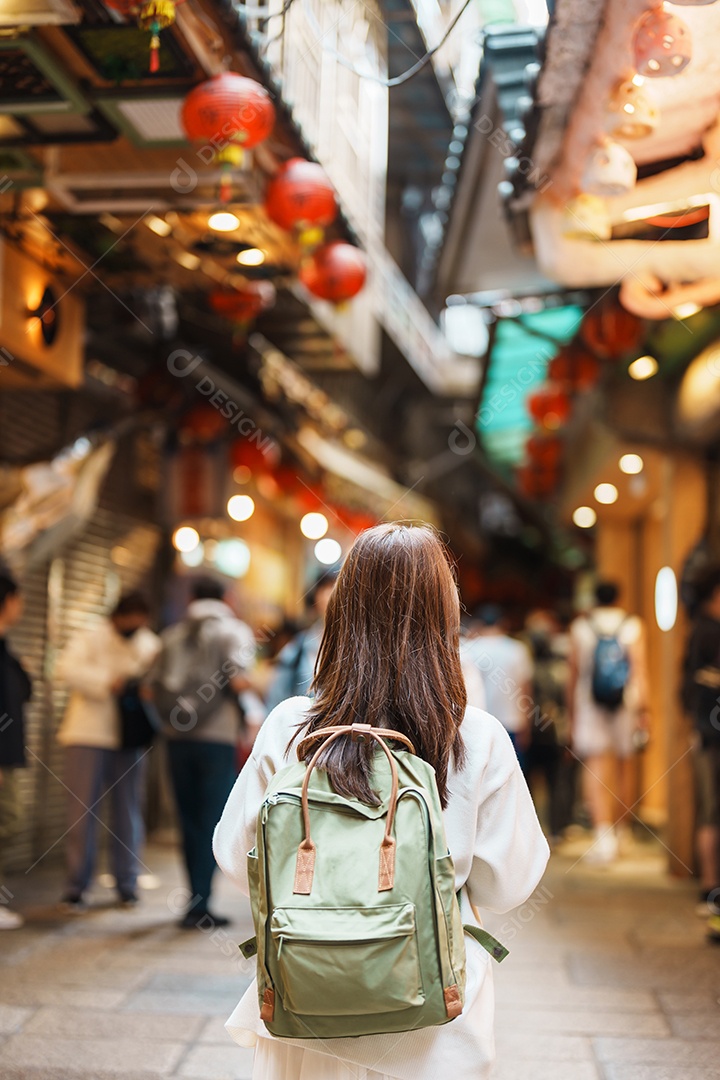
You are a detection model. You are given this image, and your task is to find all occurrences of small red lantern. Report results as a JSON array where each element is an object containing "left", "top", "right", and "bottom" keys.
[
  {"left": 548, "top": 345, "right": 600, "bottom": 392},
  {"left": 209, "top": 282, "right": 276, "bottom": 324},
  {"left": 633, "top": 8, "right": 692, "bottom": 78},
  {"left": 265, "top": 159, "right": 338, "bottom": 247},
  {"left": 517, "top": 463, "right": 559, "bottom": 499},
  {"left": 527, "top": 384, "right": 571, "bottom": 431},
  {"left": 104, "top": 1, "right": 184, "bottom": 73},
  {"left": 181, "top": 73, "right": 276, "bottom": 201},
  {"left": 299, "top": 241, "right": 367, "bottom": 304},
  {"left": 580, "top": 298, "right": 644, "bottom": 360},
  {"left": 526, "top": 433, "right": 563, "bottom": 469}
]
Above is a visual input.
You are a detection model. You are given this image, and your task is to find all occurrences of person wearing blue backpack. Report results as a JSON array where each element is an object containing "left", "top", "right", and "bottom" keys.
[
  {"left": 568, "top": 581, "right": 650, "bottom": 865},
  {"left": 214, "top": 523, "right": 549, "bottom": 1080}
]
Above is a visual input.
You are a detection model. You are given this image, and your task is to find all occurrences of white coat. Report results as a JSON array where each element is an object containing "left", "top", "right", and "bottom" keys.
[
  {"left": 55, "top": 620, "right": 161, "bottom": 749},
  {"left": 213, "top": 696, "right": 550, "bottom": 1080}
]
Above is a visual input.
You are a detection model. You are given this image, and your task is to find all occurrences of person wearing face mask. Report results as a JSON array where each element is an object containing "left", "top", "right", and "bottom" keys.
[{"left": 55, "top": 592, "right": 160, "bottom": 911}]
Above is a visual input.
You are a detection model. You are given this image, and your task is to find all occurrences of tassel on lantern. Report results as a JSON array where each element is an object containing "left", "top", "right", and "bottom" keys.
[
  {"left": 137, "top": 0, "right": 178, "bottom": 73},
  {"left": 215, "top": 145, "right": 244, "bottom": 204},
  {"left": 297, "top": 225, "right": 325, "bottom": 250},
  {"left": 149, "top": 24, "right": 161, "bottom": 72}
]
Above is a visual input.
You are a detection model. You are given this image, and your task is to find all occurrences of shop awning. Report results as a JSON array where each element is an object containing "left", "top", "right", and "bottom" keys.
[{"left": 478, "top": 303, "right": 584, "bottom": 469}]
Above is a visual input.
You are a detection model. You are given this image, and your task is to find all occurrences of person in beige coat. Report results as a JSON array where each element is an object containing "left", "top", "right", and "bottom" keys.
[{"left": 55, "top": 592, "right": 160, "bottom": 910}]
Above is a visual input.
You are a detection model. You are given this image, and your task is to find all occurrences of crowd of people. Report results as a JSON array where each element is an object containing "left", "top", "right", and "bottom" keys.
[
  {"left": 0, "top": 559, "right": 718, "bottom": 945},
  {"left": 0, "top": 567, "right": 336, "bottom": 930},
  {"left": 460, "top": 583, "right": 651, "bottom": 863}
]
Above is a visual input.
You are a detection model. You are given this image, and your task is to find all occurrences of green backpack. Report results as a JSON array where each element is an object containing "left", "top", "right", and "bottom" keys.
[{"left": 240, "top": 723, "right": 507, "bottom": 1040}]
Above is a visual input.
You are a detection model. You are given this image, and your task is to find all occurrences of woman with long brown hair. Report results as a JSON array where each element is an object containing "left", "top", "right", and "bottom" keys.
[{"left": 215, "top": 523, "right": 549, "bottom": 1080}]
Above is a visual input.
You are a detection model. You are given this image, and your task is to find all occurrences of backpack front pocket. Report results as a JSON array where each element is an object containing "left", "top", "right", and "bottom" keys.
[{"left": 270, "top": 903, "right": 424, "bottom": 1016}]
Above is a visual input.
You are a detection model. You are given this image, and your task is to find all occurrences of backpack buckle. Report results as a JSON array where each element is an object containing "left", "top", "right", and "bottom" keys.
[{"left": 351, "top": 723, "right": 372, "bottom": 742}]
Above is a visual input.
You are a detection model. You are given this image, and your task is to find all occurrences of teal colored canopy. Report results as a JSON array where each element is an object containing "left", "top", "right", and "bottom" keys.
[{"left": 477, "top": 305, "right": 585, "bottom": 469}]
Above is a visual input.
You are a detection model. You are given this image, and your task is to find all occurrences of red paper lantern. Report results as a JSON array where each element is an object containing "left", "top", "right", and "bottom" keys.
[
  {"left": 182, "top": 73, "right": 275, "bottom": 149},
  {"left": 633, "top": 8, "right": 692, "bottom": 78},
  {"left": 527, "top": 384, "right": 571, "bottom": 431},
  {"left": 209, "top": 282, "right": 276, "bottom": 324},
  {"left": 580, "top": 298, "right": 644, "bottom": 360},
  {"left": 181, "top": 73, "right": 275, "bottom": 200},
  {"left": 265, "top": 159, "right": 338, "bottom": 245},
  {"left": 517, "top": 463, "right": 559, "bottom": 499},
  {"left": 104, "top": 0, "right": 184, "bottom": 72},
  {"left": 526, "top": 433, "right": 563, "bottom": 469},
  {"left": 547, "top": 346, "right": 600, "bottom": 392},
  {"left": 299, "top": 241, "right": 367, "bottom": 304}
]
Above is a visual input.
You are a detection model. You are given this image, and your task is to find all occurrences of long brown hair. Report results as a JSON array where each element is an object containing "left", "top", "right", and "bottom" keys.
[{"left": 295, "top": 522, "right": 467, "bottom": 808}]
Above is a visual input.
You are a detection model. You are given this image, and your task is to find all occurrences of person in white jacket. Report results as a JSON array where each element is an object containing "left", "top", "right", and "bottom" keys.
[
  {"left": 55, "top": 592, "right": 160, "bottom": 910},
  {"left": 213, "top": 523, "right": 549, "bottom": 1080}
]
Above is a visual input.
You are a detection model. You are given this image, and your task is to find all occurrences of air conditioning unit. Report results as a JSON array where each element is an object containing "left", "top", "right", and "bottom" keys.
[{"left": 0, "top": 0, "right": 80, "bottom": 27}]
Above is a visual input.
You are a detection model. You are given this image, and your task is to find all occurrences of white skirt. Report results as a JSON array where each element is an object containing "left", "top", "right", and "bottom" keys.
[{"left": 252, "top": 1037, "right": 398, "bottom": 1080}]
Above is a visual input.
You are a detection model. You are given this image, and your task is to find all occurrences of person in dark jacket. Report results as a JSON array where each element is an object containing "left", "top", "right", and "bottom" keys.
[{"left": 0, "top": 573, "right": 32, "bottom": 930}]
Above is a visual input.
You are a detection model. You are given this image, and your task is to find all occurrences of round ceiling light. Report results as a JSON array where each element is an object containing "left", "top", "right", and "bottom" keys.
[
  {"left": 619, "top": 453, "right": 644, "bottom": 475},
  {"left": 628, "top": 355, "right": 658, "bottom": 380},
  {"left": 314, "top": 538, "right": 342, "bottom": 565},
  {"left": 227, "top": 494, "right": 255, "bottom": 521},
  {"left": 236, "top": 247, "right": 265, "bottom": 266},
  {"left": 173, "top": 525, "right": 200, "bottom": 552},
  {"left": 572, "top": 506, "right": 597, "bottom": 528},
  {"left": 208, "top": 211, "right": 240, "bottom": 232},
  {"left": 594, "top": 483, "right": 619, "bottom": 505},
  {"left": 300, "top": 512, "right": 329, "bottom": 540}
]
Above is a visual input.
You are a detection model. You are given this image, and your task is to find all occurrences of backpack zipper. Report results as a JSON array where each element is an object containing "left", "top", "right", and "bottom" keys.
[
  {"left": 262, "top": 791, "right": 376, "bottom": 819},
  {"left": 262, "top": 792, "right": 298, "bottom": 821},
  {"left": 276, "top": 932, "right": 406, "bottom": 954}
]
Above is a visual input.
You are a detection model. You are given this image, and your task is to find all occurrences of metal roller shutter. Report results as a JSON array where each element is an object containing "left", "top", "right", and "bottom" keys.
[{"left": 1, "top": 388, "right": 163, "bottom": 873}]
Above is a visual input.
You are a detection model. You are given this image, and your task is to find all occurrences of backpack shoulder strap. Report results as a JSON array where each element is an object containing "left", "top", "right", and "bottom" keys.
[{"left": 589, "top": 611, "right": 628, "bottom": 640}]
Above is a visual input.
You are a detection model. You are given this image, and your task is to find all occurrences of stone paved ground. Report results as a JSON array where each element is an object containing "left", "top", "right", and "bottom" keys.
[
  {"left": 0, "top": 834, "right": 719, "bottom": 1079},
  {"left": 487, "top": 832, "right": 720, "bottom": 1080}
]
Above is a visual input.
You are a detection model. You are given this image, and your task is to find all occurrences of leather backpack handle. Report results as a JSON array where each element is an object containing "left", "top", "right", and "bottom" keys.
[
  {"left": 296, "top": 723, "right": 416, "bottom": 760},
  {"left": 292, "top": 724, "right": 405, "bottom": 896}
]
